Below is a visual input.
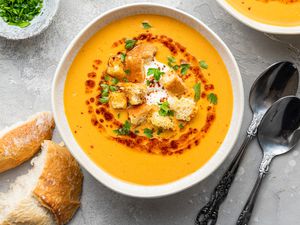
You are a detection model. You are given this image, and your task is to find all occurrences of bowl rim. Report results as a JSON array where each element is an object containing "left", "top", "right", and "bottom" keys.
[
  {"left": 216, "top": 0, "right": 300, "bottom": 35},
  {"left": 51, "top": 2, "right": 244, "bottom": 198}
]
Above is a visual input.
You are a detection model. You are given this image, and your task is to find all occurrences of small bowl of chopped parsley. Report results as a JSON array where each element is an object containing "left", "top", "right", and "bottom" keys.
[{"left": 0, "top": 0, "right": 60, "bottom": 40}]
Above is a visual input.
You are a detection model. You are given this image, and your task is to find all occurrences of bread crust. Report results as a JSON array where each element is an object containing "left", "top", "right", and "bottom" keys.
[
  {"left": 33, "top": 141, "right": 83, "bottom": 225},
  {"left": 0, "top": 112, "right": 55, "bottom": 173}
]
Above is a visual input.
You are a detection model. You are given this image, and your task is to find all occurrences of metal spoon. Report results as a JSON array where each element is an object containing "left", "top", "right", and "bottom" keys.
[
  {"left": 195, "top": 61, "right": 299, "bottom": 225},
  {"left": 236, "top": 96, "right": 300, "bottom": 225}
]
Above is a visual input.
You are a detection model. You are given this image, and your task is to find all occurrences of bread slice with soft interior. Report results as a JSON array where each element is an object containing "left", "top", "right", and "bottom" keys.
[
  {"left": 0, "top": 112, "right": 55, "bottom": 173},
  {"left": 0, "top": 140, "right": 83, "bottom": 225}
]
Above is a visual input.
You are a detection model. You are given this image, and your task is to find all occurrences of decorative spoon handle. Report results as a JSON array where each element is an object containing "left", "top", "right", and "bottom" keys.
[
  {"left": 195, "top": 114, "right": 263, "bottom": 225},
  {"left": 195, "top": 134, "right": 252, "bottom": 225},
  {"left": 236, "top": 154, "right": 273, "bottom": 225}
]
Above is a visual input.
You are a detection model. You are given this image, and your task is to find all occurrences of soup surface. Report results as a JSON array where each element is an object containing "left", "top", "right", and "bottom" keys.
[
  {"left": 64, "top": 15, "right": 233, "bottom": 185},
  {"left": 226, "top": 0, "right": 300, "bottom": 27}
]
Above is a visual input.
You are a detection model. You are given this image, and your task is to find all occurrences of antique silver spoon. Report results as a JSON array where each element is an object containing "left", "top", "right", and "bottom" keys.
[
  {"left": 236, "top": 96, "right": 300, "bottom": 225},
  {"left": 195, "top": 61, "right": 299, "bottom": 225}
]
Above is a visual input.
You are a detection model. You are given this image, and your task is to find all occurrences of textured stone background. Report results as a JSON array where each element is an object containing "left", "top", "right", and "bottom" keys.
[{"left": 1, "top": 0, "right": 300, "bottom": 224}]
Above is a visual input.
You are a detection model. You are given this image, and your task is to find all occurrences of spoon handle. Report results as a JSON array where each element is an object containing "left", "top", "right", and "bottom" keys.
[
  {"left": 236, "top": 154, "right": 273, "bottom": 225},
  {"left": 195, "top": 134, "right": 253, "bottom": 225}
]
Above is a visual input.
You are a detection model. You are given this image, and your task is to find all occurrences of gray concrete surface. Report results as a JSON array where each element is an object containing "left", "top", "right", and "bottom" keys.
[{"left": 1, "top": 0, "right": 300, "bottom": 224}]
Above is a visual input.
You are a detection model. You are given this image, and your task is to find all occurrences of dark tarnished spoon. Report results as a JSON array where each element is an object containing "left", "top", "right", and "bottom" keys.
[
  {"left": 237, "top": 96, "right": 300, "bottom": 225},
  {"left": 195, "top": 61, "right": 299, "bottom": 225}
]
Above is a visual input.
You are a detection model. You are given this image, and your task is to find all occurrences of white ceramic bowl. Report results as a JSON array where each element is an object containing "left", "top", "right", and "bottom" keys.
[
  {"left": 52, "top": 3, "right": 244, "bottom": 198},
  {"left": 217, "top": 0, "right": 300, "bottom": 34}
]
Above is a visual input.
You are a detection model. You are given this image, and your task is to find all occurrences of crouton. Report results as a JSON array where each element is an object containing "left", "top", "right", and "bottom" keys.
[
  {"left": 125, "top": 43, "right": 157, "bottom": 83},
  {"left": 121, "top": 83, "right": 147, "bottom": 105},
  {"left": 168, "top": 96, "right": 197, "bottom": 121},
  {"left": 107, "top": 55, "right": 127, "bottom": 80},
  {"left": 150, "top": 111, "right": 175, "bottom": 130},
  {"left": 128, "top": 104, "right": 153, "bottom": 126},
  {"left": 161, "top": 71, "right": 187, "bottom": 96},
  {"left": 109, "top": 92, "right": 127, "bottom": 109}
]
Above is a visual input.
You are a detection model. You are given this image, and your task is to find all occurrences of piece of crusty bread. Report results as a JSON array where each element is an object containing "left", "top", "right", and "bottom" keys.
[
  {"left": 0, "top": 112, "right": 55, "bottom": 173},
  {"left": 0, "top": 140, "right": 83, "bottom": 225}
]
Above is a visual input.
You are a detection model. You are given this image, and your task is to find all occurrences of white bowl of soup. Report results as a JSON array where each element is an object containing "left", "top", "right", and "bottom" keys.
[
  {"left": 52, "top": 3, "right": 244, "bottom": 198},
  {"left": 217, "top": 0, "right": 300, "bottom": 34}
]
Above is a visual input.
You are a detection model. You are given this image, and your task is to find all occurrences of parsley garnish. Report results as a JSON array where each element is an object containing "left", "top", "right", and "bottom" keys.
[
  {"left": 104, "top": 75, "right": 110, "bottom": 81},
  {"left": 124, "top": 69, "right": 131, "bottom": 75},
  {"left": 167, "top": 56, "right": 179, "bottom": 71},
  {"left": 125, "top": 39, "right": 137, "bottom": 50},
  {"left": 144, "top": 128, "right": 153, "bottom": 138},
  {"left": 142, "top": 22, "right": 152, "bottom": 29},
  {"left": 123, "top": 77, "right": 129, "bottom": 82},
  {"left": 199, "top": 60, "right": 208, "bottom": 69},
  {"left": 99, "top": 96, "right": 109, "bottom": 104},
  {"left": 134, "top": 130, "right": 139, "bottom": 134},
  {"left": 117, "top": 113, "right": 120, "bottom": 119},
  {"left": 180, "top": 64, "right": 190, "bottom": 75},
  {"left": 157, "top": 128, "right": 163, "bottom": 135},
  {"left": 111, "top": 77, "right": 119, "bottom": 85},
  {"left": 193, "top": 83, "right": 201, "bottom": 102},
  {"left": 114, "top": 120, "right": 131, "bottom": 136},
  {"left": 0, "top": 0, "right": 43, "bottom": 28},
  {"left": 179, "top": 123, "right": 184, "bottom": 129},
  {"left": 100, "top": 84, "right": 109, "bottom": 97},
  {"left": 207, "top": 93, "right": 218, "bottom": 105},
  {"left": 120, "top": 53, "right": 126, "bottom": 62},
  {"left": 147, "top": 68, "right": 164, "bottom": 81},
  {"left": 109, "top": 86, "right": 118, "bottom": 92},
  {"left": 158, "top": 101, "right": 174, "bottom": 117},
  {"left": 146, "top": 80, "right": 151, "bottom": 86}
]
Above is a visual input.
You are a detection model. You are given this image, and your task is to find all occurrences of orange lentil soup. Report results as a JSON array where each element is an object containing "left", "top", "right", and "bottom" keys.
[
  {"left": 226, "top": 0, "right": 300, "bottom": 27},
  {"left": 64, "top": 15, "right": 233, "bottom": 185}
]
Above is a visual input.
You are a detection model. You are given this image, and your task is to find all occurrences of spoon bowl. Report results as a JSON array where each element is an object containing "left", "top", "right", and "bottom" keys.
[
  {"left": 258, "top": 96, "right": 300, "bottom": 156},
  {"left": 249, "top": 61, "right": 299, "bottom": 115}
]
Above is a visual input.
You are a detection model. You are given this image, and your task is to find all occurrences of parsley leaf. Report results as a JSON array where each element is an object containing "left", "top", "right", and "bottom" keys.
[
  {"left": 142, "top": 22, "right": 152, "bottom": 29},
  {"left": 144, "top": 128, "right": 153, "bottom": 138},
  {"left": 123, "top": 77, "right": 129, "bottom": 82},
  {"left": 100, "top": 84, "right": 109, "bottom": 97},
  {"left": 124, "top": 69, "right": 131, "bottom": 75},
  {"left": 111, "top": 77, "right": 119, "bottom": 85},
  {"left": 193, "top": 83, "right": 201, "bottom": 102},
  {"left": 207, "top": 93, "right": 218, "bottom": 105},
  {"left": 120, "top": 53, "right": 126, "bottom": 62},
  {"left": 157, "top": 128, "right": 163, "bottom": 135},
  {"left": 147, "top": 68, "right": 164, "bottom": 81},
  {"left": 146, "top": 80, "right": 151, "bottom": 86},
  {"left": 104, "top": 75, "right": 110, "bottom": 81},
  {"left": 125, "top": 39, "right": 137, "bottom": 50},
  {"left": 158, "top": 101, "right": 174, "bottom": 117},
  {"left": 109, "top": 86, "right": 118, "bottom": 92},
  {"left": 99, "top": 96, "right": 109, "bottom": 104},
  {"left": 180, "top": 64, "right": 190, "bottom": 75},
  {"left": 199, "top": 60, "right": 208, "bottom": 69},
  {"left": 114, "top": 120, "right": 131, "bottom": 136},
  {"left": 179, "top": 123, "right": 184, "bottom": 129}
]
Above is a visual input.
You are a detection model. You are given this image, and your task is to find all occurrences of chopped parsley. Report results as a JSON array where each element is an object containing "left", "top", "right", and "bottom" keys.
[
  {"left": 109, "top": 85, "right": 118, "bottom": 92},
  {"left": 193, "top": 83, "right": 201, "bottom": 102},
  {"left": 114, "top": 120, "right": 131, "bottom": 136},
  {"left": 147, "top": 68, "right": 164, "bottom": 81},
  {"left": 99, "top": 96, "right": 109, "bottom": 104},
  {"left": 104, "top": 75, "right": 110, "bottom": 81},
  {"left": 117, "top": 113, "right": 120, "bottom": 119},
  {"left": 100, "top": 84, "right": 109, "bottom": 97},
  {"left": 199, "top": 60, "right": 208, "bottom": 69},
  {"left": 120, "top": 53, "right": 126, "bottom": 62},
  {"left": 158, "top": 101, "right": 174, "bottom": 117},
  {"left": 167, "top": 56, "right": 179, "bottom": 71},
  {"left": 144, "top": 128, "right": 153, "bottom": 138},
  {"left": 111, "top": 77, "right": 119, "bottom": 85},
  {"left": 208, "top": 93, "right": 218, "bottom": 105},
  {"left": 146, "top": 80, "right": 151, "bottom": 86},
  {"left": 134, "top": 130, "right": 139, "bottom": 134},
  {"left": 142, "top": 22, "right": 152, "bottom": 29},
  {"left": 125, "top": 39, "right": 137, "bottom": 50},
  {"left": 0, "top": 0, "right": 43, "bottom": 28},
  {"left": 124, "top": 69, "right": 131, "bottom": 75},
  {"left": 157, "top": 128, "right": 163, "bottom": 135},
  {"left": 180, "top": 64, "right": 190, "bottom": 75},
  {"left": 123, "top": 77, "right": 129, "bottom": 82},
  {"left": 173, "top": 65, "right": 179, "bottom": 71},
  {"left": 179, "top": 123, "right": 184, "bottom": 129}
]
